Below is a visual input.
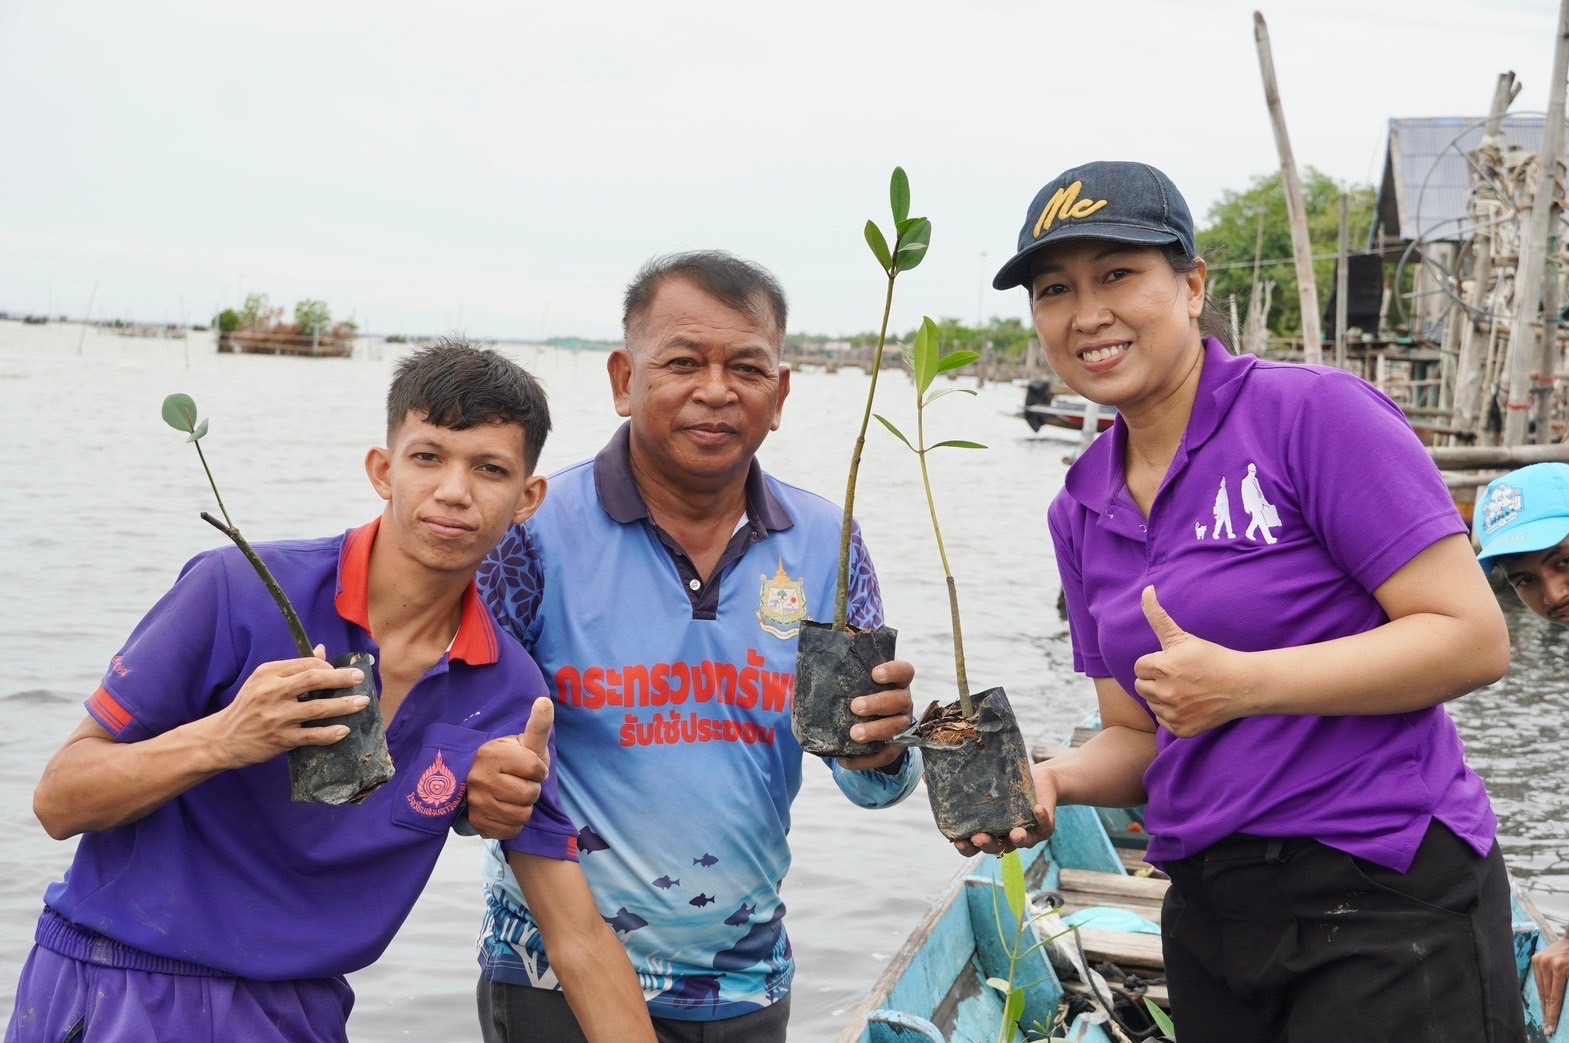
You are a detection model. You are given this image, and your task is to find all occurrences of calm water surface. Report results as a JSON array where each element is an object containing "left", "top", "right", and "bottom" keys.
[{"left": 1, "top": 323, "right": 1564, "bottom": 1041}]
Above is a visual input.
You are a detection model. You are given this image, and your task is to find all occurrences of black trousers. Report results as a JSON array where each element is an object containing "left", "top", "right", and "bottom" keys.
[
  {"left": 475, "top": 978, "right": 790, "bottom": 1043},
  {"left": 1161, "top": 821, "right": 1526, "bottom": 1042}
]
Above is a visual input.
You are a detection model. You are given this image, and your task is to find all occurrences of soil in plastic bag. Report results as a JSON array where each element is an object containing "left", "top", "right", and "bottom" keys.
[
  {"left": 288, "top": 650, "right": 395, "bottom": 805},
  {"left": 893, "top": 686, "right": 1037, "bottom": 841},
  {"left": 791, "top": 620, "right": 897, "bottom": 759}
]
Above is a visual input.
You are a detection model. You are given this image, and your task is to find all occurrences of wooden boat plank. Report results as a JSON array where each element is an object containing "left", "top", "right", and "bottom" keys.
[
  {"left": 1059, "top": 868, "right": 1169, "bottom": 902},
  {"left": 1072, "top": 926, "right": 1166, "bottom": 971}
]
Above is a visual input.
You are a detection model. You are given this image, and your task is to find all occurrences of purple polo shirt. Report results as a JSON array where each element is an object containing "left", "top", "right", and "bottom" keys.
[
  {"left": 1050, "top": 339, "right": 1495, "bottom": 872},
  {"left": 43, "top": 519, "right": 575, "bottom": 982}
]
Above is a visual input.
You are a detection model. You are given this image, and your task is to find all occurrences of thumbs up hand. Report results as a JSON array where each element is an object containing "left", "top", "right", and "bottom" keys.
[
  {"left": 1134, "top": 586, "right": 1252, "bottom": 738},
  {"left": 465, "top": 697, "right": 555, "bottom": 841}
]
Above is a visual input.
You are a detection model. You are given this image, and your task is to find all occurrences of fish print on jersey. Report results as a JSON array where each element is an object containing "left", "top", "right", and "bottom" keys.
[
  {"left": 604, "top": 907, "right": 649, "bottom": 934},
  {"left": 653, "top": 876, "right": 680, "bottom": 890},
  {"left": 577, "top": 826, "right": 610, "bottom": 853},
  {"left": 693, "top": 853, "right": 718, "bottom": 867},
  {"left": 689, "top": 894, "right": 716, "bottom": 908},
  {"left": 713, "top": 905, "right": 788, "bottom": 971},
  {"left": 661, "top": 974, "right": 724, "bottom": 1014},
  {"left": 724, "top": 902, "right": 756, "bottom": 927}
]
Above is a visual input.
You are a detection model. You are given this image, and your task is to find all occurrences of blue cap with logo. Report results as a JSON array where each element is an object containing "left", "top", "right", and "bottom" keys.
[
  {"left": 992, "top": 160, "right": 1198, "bottom": 291},
  {"left": 1474, "top": 462, "right": 1569, "bottom": 569}
]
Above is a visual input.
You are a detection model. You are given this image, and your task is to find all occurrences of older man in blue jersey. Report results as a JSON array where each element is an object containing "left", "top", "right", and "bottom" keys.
[{"left": 474, "top": 251, "right": 923, "bottom": 1042}]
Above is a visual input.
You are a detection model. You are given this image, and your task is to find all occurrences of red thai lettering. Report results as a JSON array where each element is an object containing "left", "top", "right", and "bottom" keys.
[
  {"left": 762, "top": 671, "right": 793, "bottom": 713},
  {"left": 583, "top": 668, "right": 607, "bottom": 710},
  {"left": 555, "top": 666, "right": 582, "bottom": 707}
]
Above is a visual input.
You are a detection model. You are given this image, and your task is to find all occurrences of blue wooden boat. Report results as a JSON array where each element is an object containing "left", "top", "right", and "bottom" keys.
[{"left": 838, "top": 743, "right": 1569, "bottom": 1042}]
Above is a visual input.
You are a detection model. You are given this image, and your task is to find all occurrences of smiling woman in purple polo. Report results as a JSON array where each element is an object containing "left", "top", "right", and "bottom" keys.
[{"left": 973, "top": 161, "right": 1521, "bottom": 1042}]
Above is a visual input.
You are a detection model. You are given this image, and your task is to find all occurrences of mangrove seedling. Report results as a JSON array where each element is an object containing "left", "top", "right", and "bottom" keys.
[
  {"left": 161, "top": 393, "right": 392, "bottom": 805},
  {"left": 832, "top": 165, "right": 932, "bottom": 630},
  {"left": 160, "top": 393, "right": 314, "bottom": 657},
  {"left": 988, "top": 850, "right": 1075, "bottom": 1043},
  {"left": 879, "top": 322, "right": 1037, "bottom": 841},
  {"left": 873, "top": 316, "right": 983, "bottom": 718},
  {"left": 791, "top": 168, "right": 931, "bottom": 760}
]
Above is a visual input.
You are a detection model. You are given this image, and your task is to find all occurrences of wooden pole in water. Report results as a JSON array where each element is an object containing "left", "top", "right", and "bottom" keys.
[
  {"left": 1504, "top": 0, "right": 1569, "bottom": 445},
  {"left": 1455, "top": 73, "right": 1520, "bottom": 443},
  {"left": 76, "top": 281, "right": 97, "bottom": 355},
  {"left": 1335, "top": 194, "right": 1349, "bottom": 371},
  {"left": 1254, "top": 10, "right": 1323, "bottom": 365}
]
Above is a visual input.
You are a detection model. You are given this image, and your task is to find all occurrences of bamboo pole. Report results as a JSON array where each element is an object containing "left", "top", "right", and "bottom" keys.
[
  {"left": 1254, "top": 11, "right": 1323, "bottom": 365},
  {"left": 1335, "top": 194, "right": 1349, "bottom": 370},
  {"left": 1538, "top": 234, "right": 1563, "bottom": 442},
  {"left": 1460, "top": 74, "right": 1523, "bottom": 444},
  {"left": 1504, "top": 0, "right": 1569, "bottom": 445}
]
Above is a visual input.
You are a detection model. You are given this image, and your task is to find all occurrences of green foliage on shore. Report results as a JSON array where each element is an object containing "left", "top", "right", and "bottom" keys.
[
  {"left": 294, "top": 299, "right": 332, "bottom": 336},
  {"left": 1197, "top": 168, "right": 1377, "bottom": 339},
  {"left": 787, "top": 315, "right": 1036, "bottom": 362}
]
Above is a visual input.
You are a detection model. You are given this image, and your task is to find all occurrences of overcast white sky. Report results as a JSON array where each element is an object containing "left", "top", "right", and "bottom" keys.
[{"left": 0, "top": 0, "right": 1561, "bottom": 339}]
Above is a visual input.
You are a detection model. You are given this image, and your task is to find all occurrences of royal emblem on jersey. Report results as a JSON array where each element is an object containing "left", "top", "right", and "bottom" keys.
[
  {"left": 757, "top": 558, "right": 807, "bottom": 639},
  {"left": 407, "top": 749, "right": 465, "bottom": 817},
  {"left": 1481, "top": 481, "right": 1524, "bottom": 535}
]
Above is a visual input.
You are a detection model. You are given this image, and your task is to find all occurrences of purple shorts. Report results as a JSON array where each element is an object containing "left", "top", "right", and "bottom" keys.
[{"left": 5, "top": 910, "right": 353, "bottom": 1043}]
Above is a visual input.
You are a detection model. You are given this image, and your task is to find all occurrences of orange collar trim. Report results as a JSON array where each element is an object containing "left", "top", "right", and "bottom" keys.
[{"left": 335, "top": 518, "right": 500, "bottom": 667}]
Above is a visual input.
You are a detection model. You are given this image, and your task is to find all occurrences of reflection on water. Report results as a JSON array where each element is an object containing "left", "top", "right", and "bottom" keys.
[{"left": 0, "top": 323, "right": 1564, "bottom": 1040}]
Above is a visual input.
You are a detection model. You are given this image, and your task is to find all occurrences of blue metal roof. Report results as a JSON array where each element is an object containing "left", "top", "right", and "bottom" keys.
[{"left": 1376, "top": 115, "right": 1568, "bottom": 245}]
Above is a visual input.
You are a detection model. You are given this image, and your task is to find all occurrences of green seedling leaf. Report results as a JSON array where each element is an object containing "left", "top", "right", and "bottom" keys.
[
  {"left": 873, "top": 413, "right": 915, "bottom": 452},
  {"left": 1144, "top": 998, "right": 1176, "bottom": 1038},
  {"left": 1003, "top": 850, "right": 1027, "bottom": 922},
  {"left": 936, "top": 349, "right": 982, "bottom": 374},
  {"left": 1002, "top": 988, "right": 1025, "bottom": 1032},
  {"left": 161, "top": 393, "right": 199, "bottom": 433},
  {"left": 890, "top": 167, "right": 911, "bottom": 225},
  {"left": 895, "top": 216, "right": 925, "bottom": 243},
  {"left": 923, "top": 387, "right": 978, "bottom": 406},
  {"left": 187, "top": 417, "right": 210, "bottom": 443},
  {"left": 913, "top": 317, "right": 941, "bottom": 396},
  {"left": 930, "top": 439, "right": 988, "bottom": 450},
  {"left": 985, "top": 976, "right": 1012, "bottom": 995},
  {"left": 893, "top": 219, "right": 932, "bottom": 272},
  {"left": 865, "top": 220, "right": 893, "bottom": 270}
]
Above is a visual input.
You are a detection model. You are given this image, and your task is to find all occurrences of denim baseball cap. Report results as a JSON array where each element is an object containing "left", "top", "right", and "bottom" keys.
[
  {"left": 1474, "top": 462, "right": 1569, "bottom": 568},
  {"left": 992, "top": 161, "right": 1197, "bottom": 291}
]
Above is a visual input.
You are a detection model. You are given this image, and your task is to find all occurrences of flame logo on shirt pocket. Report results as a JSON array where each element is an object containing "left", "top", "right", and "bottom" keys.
[{"left": 407, "top": 750, "right": 465, "bottom": 817}]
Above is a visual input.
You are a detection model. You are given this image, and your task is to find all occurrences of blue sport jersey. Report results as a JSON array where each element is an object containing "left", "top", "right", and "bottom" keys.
[{"left": 475, "top": 424, "right": 921, "bottom": 1021}]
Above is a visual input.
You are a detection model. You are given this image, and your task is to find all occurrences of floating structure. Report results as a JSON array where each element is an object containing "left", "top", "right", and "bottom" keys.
[{"left": 218, "top": 328, "right": 355, "bottom": 358}]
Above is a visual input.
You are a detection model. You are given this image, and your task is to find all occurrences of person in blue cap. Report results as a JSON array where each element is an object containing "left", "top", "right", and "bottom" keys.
[{"left": 1475, "top": 460, "right": 1569, "bottom": 1034}]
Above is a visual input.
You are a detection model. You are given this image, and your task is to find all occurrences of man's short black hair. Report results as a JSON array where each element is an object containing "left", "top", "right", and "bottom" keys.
[
  {"left": 622, "top": 250, "right": 788, "bottom": 346},
  {"left": 386, "top": 338, "right": 551, "bottom": 471}
]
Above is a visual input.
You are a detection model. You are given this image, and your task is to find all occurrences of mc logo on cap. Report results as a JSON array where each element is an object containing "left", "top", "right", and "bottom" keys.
[{"left": 1032, "top": 181, "right": 1110, "bottom": 240}]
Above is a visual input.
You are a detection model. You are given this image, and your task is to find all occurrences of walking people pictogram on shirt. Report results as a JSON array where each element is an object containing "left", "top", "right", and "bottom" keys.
[
  {"left": 1241, "top": 462, "right": 1281, "bottom": 544},
  {"left": 1211, "top": 477, "right": 1236, "bottom": 539}
]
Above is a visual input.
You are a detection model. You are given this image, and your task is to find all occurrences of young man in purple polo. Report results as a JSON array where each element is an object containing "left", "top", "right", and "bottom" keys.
[
  {"left": 6, "top": 343, "right": 653, "bottom": 1043},
  {"left": 1477, "top": 461, "right": 1569, "bottom": 1035}
]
